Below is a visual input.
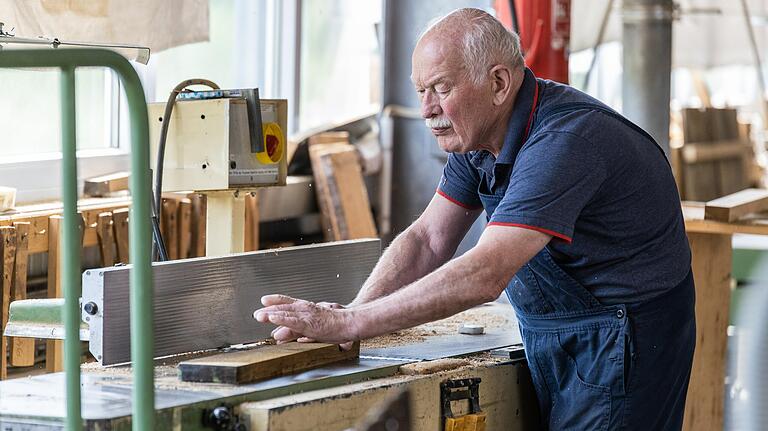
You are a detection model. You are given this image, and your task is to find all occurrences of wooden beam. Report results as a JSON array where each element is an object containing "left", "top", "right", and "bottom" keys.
[
  {"left": 704, "top": 188, "right": 768, "bottom": 222},
  {"left": 244, "top": 192, "right": 259, "bottom": 252},
  {"left": 112, "top": 208, "right": 130, "bottom": 264},
  {"left": 178, "top": 342, "right": 360, "bottom": 384},
  {"left": 96, "top": 212, "right": 116, "bottom": 267},
  {"left": 683, "top": 232, "right": 731, "bottom": 431},
  {"left": 83, "top": 171, "right": 130, "bottom": 197},
  {"left": 9, "top": 222, "right": 33, "bottom": 367},
  {"left": 0, "top": 226, "right": 17, "bottom": 379}
]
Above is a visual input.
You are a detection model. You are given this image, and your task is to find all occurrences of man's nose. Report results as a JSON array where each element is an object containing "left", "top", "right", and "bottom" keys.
[{"left": 421, "top": 91, "right": 441, "bottom": 119}]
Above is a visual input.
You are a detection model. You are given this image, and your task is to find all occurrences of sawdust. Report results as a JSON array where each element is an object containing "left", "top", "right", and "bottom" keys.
[{"left": 361, "top": 303, "right": 514, "bottom": 349}]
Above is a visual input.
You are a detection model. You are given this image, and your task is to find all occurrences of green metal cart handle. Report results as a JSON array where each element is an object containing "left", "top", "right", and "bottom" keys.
[{"left": 0, "top": 48, "right": 154, "bottom": 431}]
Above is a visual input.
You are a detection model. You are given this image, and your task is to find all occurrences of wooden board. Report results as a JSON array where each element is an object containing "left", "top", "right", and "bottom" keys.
[
  {"left": 190, "top": 194, "right": 206, "bottom": 258},
  {"left": 683, "top": 232, "right": 731, "bottom": 431},
  {"left": 0, "top": 226, "right": 17, "bottom": 379},
  {"left": 178, "top": 342, "right": 360, "bottom": 384},
  {"left": 46, "top": 216, "right": 63, "bottom": 372},
  {"left": 178, "top": 199, "right": 192, "bottom": 259},
  {"left": 112, "top": 208, "right": 129, "bottom": 264},
  {"left": 309, "top": 144, "right": 377, "bottom": 241},
  {"left": 96, "top": 212, "right": 116, "bottom": 267},
  {"left": 9, "top": 222, "right": 33, "bottom": 367},
  {"left": 704, "top": 188, "right": 768, "bottom": 222},
  {"left": 161, "top": 198, "right": 179, "bottom": 260},
  {"left": 83, "top": 171, "right": 130, "bottom": 197}
]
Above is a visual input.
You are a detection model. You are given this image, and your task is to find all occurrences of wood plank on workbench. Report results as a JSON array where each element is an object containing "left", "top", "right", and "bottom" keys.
[
  {"left": 704, "top": 188, "right": 768, "bottom": 222},
  {"left": 178, "top": 342, "right": 360, "bottom": 384}
]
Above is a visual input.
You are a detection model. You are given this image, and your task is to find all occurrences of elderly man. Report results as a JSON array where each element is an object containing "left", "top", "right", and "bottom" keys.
[{"left": 255, "top": 8, "right": 695, "bottom": 430}]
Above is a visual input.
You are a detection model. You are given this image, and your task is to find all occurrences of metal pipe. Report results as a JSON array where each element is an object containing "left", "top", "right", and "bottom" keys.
[
  {"left": 60, "top": 65, "right": 82, "bottom": 430},
  {"left": 0, "top": 49, "right": 154, "bottom": 431},
  {"left": 621, "top": 0, "right": 674, "bottom": 156}
]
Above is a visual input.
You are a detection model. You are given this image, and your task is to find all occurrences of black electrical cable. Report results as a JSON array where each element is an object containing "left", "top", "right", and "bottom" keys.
[{"left": 153, "top": 79, "right": 220, "bottom": 261}]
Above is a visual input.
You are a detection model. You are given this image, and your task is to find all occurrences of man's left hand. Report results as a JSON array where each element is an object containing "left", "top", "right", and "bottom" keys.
[{"left": 254, "top": 295, "right": 359, "bottom": 349}]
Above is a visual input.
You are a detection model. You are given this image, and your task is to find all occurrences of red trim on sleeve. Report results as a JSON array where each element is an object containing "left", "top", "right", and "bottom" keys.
[
  {"left": 436, "top": 189, "right": 482, "bottom": 210},
  {"left": 487, "top": 221, "right": 572, "bottom": 243}
]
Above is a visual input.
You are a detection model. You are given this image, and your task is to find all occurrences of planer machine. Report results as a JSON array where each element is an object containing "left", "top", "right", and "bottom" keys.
[{"left": 1, "top": 239, "right": 537, "bottom": 430}]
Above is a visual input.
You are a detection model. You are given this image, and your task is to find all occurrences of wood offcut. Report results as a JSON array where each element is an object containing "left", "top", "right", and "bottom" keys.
[
  {"left": 704, "top": 188, "right": 768, "bottom": 222},
  {"left": 178, "top": 341, "right": 360, "bottom": 384},
  {"left": 309, "top": 140, "right": 377, "bottom": 241}
]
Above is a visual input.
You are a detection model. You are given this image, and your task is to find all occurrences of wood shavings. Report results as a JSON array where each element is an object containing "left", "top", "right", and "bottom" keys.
[{"left": 361, "top": 303, "right": 514, "bottom": 349}]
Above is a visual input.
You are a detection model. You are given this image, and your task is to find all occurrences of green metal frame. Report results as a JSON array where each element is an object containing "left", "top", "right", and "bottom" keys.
[{"left": 0, "top": 49, "right": 154, "bottom": 431}]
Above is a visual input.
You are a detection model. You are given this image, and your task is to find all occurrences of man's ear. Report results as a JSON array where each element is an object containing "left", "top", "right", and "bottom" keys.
[{"left": 490, "top": 65, "right": 513, "bottom": 106}]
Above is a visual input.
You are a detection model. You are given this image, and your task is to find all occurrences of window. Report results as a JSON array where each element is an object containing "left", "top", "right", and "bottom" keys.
[{"left": 299, "top": 0, "right": 382, "bottom": 130}]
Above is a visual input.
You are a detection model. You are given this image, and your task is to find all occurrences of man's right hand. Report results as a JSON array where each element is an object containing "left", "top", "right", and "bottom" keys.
[{"left": 263, "top": 295, "right": 347, "bottom": 344}]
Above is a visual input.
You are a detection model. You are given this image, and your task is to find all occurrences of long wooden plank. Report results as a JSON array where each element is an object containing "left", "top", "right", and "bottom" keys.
[
  {"left": 9, "top": 222, "right": 33, "bottom": 367},
  {"left": 0, "top": 226, "right": 17, "bottom": 379},
  {"left": 46, "top": 216, "right": 63, "bottom": 372},
  {"left": 704, "top": 188, "right": 768, "bottom": 222},
  {"left": 178, "top": 342, "right": 360, "bottom": 384},
  {"left": 112, "top": 208, "right": 130, "bottom": 264},
  {"left": 96, "top": 212, "right": 116, "bottom": 267}
]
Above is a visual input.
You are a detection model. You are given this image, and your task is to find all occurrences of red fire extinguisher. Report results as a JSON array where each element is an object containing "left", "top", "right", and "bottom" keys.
[{"left": 495, "top": 0, "right": 571, "bottom": 84}]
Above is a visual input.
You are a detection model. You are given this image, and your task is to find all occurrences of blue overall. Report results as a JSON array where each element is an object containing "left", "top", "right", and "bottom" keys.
[
  {"left": 506, "top": 248, "right": 695, "bottom": 430},
  {"left": 437, "top": 69, "right": 696, "bottom": 429}
]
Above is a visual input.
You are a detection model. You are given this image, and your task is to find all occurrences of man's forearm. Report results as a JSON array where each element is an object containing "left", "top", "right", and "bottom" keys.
[
  {"left": 349, "top": 224, "right": 448, "bottom": 307},
  {"left": 351, "top": 246, "right": 509, "bottom": 339}
]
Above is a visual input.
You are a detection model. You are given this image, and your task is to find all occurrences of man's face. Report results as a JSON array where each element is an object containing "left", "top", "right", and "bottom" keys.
[{"left": 411, "top": 35, "right": 493, "bottom": 153}]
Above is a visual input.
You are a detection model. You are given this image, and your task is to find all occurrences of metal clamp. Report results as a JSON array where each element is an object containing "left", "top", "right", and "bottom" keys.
[{"left": 441, "top": 378, "right": 486, "bottom": 431}]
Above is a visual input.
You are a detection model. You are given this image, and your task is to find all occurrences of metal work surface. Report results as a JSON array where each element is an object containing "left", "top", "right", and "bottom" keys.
[
  {"left": 361, "top": 330, "right": 522, "bottom": 361},
  {"left": 0, "top": 358, "right": 403, "bottom": 426},
  {"left": 82, "top": 239, "right": 380, "bottom": 365}
]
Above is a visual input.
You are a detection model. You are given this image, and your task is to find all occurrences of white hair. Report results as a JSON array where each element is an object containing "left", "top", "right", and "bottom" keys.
[{"left": 419, "top": 8, "right": 525, "bottom": 84}]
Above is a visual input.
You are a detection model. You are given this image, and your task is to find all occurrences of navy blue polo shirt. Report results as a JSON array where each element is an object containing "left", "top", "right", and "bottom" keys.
[{"left": 437, "top": 68, "right": 691, "bottom": 304}]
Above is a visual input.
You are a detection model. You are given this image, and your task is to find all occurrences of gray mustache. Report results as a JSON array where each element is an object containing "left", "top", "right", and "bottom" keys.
[{"left": 425, "top": 117, "right": 452, "bottom": 129}]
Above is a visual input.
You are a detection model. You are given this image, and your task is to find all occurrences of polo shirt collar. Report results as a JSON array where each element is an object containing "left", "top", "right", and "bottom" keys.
[{"left": 469, "top": 67, "right": 539, "bottom": 172}]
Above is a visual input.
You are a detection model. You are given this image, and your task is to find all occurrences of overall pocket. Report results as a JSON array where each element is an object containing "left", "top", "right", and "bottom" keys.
[{"left": 533, "top": 323, "right": 625, "bottom": 431}]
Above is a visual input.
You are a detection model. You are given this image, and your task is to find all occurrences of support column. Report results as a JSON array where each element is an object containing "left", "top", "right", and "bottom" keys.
[{"left": 622, "top": 0, "right": 674, "bottom": 156}]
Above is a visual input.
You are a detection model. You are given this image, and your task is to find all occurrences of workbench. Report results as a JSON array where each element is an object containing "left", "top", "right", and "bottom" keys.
[
  {"left": 0, "top": 303, "right": 539, "bottom": 430},
  {"left": 682, "top": 202, "right": 768, "bottom": 431}
]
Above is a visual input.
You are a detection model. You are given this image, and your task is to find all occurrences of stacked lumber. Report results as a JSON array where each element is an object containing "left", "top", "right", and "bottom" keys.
[
  {"left": 309, "top": 132, "right": 378, "bottom": 241},
  {"left": 672, "top": 108, "right": 759, "bottom": 201}
]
